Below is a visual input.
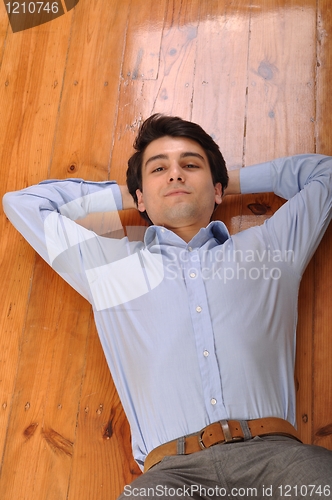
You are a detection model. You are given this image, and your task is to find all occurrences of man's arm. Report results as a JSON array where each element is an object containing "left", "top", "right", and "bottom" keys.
[
  {"left": 119, "top": 185, "right": 137, "bottom": 210},
  {"left": 223, "top": 169, "right": 241, "bottom": 196},
  {"left": 227, "top": 154, "right": 332, "bottom": 275},
  {"left": 3, "top": 179, "right": 139, "bottom": 302}
]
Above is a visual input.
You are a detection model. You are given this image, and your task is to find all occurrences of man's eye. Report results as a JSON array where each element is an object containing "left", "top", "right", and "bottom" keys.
[
  {"left": 152, "top": 166, "right": 164, "bottom": 172},
  {"left": 185, "top": 164, "right": 199, "bottom": 168}
]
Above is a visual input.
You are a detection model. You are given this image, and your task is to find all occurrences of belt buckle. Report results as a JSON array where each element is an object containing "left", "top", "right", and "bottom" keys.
[
  {"left": 198, "top": 430, "right": 207, "bottom": 449},
  {"left": 198, "top": 420, "right": 243, "bottom": 450}
]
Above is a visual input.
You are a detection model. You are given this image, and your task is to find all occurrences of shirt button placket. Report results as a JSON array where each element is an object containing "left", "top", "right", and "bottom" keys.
[{"left": 186, "top": 246, "right": 223, "bottom": 418}]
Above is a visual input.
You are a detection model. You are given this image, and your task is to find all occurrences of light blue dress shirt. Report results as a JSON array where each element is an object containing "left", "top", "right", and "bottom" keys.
[{"left": 3, "top": 154, "right": 332, "bottom": 469}]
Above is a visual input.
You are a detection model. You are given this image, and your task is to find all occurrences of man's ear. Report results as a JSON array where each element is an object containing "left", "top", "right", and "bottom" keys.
[
  {"left": 214, "top": 183, "right": 223, "bottom": 205},
  {"left": 136, "top": 189, "right": 146, "bottom": 212}
]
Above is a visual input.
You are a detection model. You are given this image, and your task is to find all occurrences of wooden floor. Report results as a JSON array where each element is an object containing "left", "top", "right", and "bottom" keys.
[{"left": 0, "top": 0, "right": 331, "bottom": 498}]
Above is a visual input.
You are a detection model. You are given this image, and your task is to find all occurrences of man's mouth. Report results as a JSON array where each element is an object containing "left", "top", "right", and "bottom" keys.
[{"left": 165, "top": 189, "right": 191, "bottom": 197}]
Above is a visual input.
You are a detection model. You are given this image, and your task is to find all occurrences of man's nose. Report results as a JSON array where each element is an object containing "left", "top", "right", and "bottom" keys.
[{"left": 168, "top": 163, "right": 184, "bottom": 182}]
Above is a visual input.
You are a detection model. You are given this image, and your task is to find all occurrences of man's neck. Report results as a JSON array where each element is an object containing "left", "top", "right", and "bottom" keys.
[{"left": 164, "top": 223, "right": 203, "bottom": 243}]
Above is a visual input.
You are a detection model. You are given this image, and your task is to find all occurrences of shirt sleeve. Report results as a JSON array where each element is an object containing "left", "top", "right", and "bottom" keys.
[
  {"left": 239, "top": 154, "right": 332, "bottom": 275},
  {"left": 2, "top": 179, "right": 129, "bottom": 302}
]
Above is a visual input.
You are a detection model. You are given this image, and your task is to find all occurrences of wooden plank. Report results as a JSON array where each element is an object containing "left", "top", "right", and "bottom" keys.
[
  {"left": 312, "top": 0, "right": 332, "bottom": 450},
  {"left": 312, "top": 227, "right": 332, "bottom": 450},
  {"left": 50, "top": 0, "right": 131, "bottom": 182},
  {"left": 316, "top": 0, "right": 332, "bottom": 153},
  {"left": 294, "top": 261, "right": 315, "bottom": 444},
  {"left": 0, "top": 12, "right": 73, "bottom": 469},
  {"left": 245, "top": 1, "right": 316, "bottom": 164},
  {"left": 0, "top": 16, "right": 73, "bottom": 185},
  {"left": 0, "top": 258, "right": 91, "bottom": 498},
  {"left": 244, "top": 0, "right": 318, "bottom": 446},
  {"left": 147, "top": 0, "right": 201, "bottom": 118},
  {"left": 0, "top": 4, "right": 9, "bottom": 58},
  {"left": 0, "top": 230, "right": 35, "bottom": 458},
  {"left": 122, "top": 0, "right": 166, "bottom": 81},
  {"left": 192, "top": 0, "right": 250, "bottom": 170}
]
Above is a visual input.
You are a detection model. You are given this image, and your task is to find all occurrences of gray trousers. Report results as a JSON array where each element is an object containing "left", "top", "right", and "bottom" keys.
[{"left": 119, "top": 436, "right": 332, "bottom": 499}]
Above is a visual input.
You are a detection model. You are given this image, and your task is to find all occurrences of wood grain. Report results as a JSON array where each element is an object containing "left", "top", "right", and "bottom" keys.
[
  {"left": 68, "top": 322, "right": 141, "bottom": 500},
  {"left": 245, "top": 1, "right": 316, "bottom": 165},
  {"left": 313, "top": 0, "right": 332, "bottom": 450},
  {"left": 50, "top": 0, "right": 131, "bottom": 182},
  {"left": 0, "top": 1, "right": 331, "bottom": 498},
  {"left": 192, "top": 0, "right": 250, "bottom": 170},
  {"left": 0, "top": 9, "right": 73, "bottom": 469},
  {"left": 112, "top": 0, "right": 200, "bottom": 186},
  {"left": 0, "top": 258, "right": 91, "bottom": 498}
]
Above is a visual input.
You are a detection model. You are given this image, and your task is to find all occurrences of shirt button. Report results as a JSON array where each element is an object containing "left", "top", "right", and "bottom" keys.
[
  {"left": 190, "top": 272, "right": 196, "bottom": 278},
  {"left": 203, "top": 350, "right": 209, "bottom": 357},
  {"left": 196, "top": 306, "right": 202, "bottom": 313},
  {"left": 188, "top": 246, "right": 193, "bottom": 252},
  {"left": 210, "top": 398, "right": 217, "bottom": 405}
]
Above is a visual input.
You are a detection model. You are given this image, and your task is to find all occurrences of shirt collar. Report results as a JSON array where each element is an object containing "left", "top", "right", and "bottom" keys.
[{"left": 144, "top": 220, "right": 230, "bottom": 249}]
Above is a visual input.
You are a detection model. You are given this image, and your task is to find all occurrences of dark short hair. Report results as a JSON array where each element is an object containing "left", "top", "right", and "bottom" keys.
[{"left": 126, "top": 114, "right": 228, "bottom": 223}]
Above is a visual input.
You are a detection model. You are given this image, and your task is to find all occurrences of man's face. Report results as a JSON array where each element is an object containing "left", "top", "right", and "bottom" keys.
[{"left": 136, "top": 136, "right": 222, "bottom": 234}]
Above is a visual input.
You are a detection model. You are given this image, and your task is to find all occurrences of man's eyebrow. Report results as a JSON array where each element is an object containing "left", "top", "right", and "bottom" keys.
[
  {"left": 144, "top": 151, "right": 206, "bottom": 168},
  {"left": 180, "top": 152, "right": 205, "bottom": 161},
  {"left": 145, "top": 154, "right": 168, "bottom": 168}
]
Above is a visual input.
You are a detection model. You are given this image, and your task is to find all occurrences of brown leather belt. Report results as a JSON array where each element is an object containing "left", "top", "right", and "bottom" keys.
[{"left": 144, "top": 417, "right": 301, "bottom": 472}]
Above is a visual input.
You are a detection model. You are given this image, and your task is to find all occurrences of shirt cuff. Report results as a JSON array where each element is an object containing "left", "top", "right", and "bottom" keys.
[{"left": 239, "top": 162, "right": 273, "bottom": 194}]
